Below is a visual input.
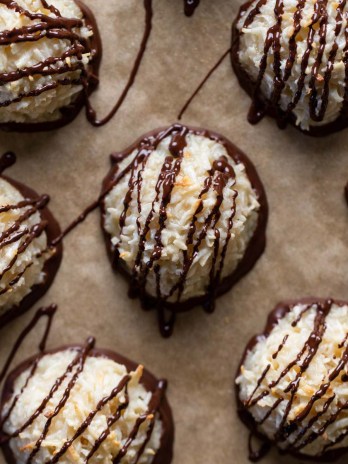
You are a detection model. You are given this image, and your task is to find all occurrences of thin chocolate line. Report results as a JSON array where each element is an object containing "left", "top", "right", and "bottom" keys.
[
  {"left": 1, "top": 0, "right": 155, "bottom": 131},
  {"left": 178, "top": 48, "right": 231, "bottom": 120},
  {"left": 184, "top": 0, "right": 200, "bottom": 17}
]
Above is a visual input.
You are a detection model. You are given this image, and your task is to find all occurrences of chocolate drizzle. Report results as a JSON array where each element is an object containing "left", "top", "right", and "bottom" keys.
[
  {"left": 0, "top": 304, "right": 56, "bottom": 386},
  {"left": 236, "top": 298, "right": 348, "bottom": 462},
  {"left": 231, "top": 0, "right": 348, "bottom": 135},
  {"left": 0, "top": 153, "right": 62, "bottom": 329},
  {"left": 184, "top": 0, "right": 200, "bottom": 17},
  {"left": 178, "top": 48, "right": 231, "bottom": 120},
  {"left": 100, "top": 124, "right": 268, "bottom": 337},
  {"left": 0, "top": 343, "right": 174, "bottom": 464},
  {"left": 85, "top": 0, "right": 153, "bottom": 127},
  {"left": 0, "top": 0, "right": 154, "bottom": 132},
  {"left": 0, "top": 0, "right": 101, "bottom": 132}
]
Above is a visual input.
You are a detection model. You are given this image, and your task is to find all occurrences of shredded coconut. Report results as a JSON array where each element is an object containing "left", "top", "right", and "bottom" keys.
[
  {"left": 103, "top": 132, "right": 260, "bottom": 302},
  {"left": 2, "top": 349, "right": 163, "bottom": 464},
  {"left": 0, "top": 0, "right": 92, "bottom": 123},
  {"left": 237, "top": 302, "right": 348, "bottom": 456},
  {"left": 0, "top": 178, "right": 49, "bottom": 316},
  {"left": 236, "top": 0, "right": 347, "bottom": 130}
]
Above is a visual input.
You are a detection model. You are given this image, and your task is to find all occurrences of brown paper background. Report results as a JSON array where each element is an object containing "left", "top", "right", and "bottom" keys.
[{"left": 0, "top": 0, "right": 348, "bottom": 463}]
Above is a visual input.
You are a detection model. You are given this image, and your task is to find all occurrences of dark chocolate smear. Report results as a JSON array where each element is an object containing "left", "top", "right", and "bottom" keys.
[
  {"left": 184, "top": 0, "right": 200, "bottom": 17},
  {"left": 0, "top": 153, "right": 62, "bottom": 329}
]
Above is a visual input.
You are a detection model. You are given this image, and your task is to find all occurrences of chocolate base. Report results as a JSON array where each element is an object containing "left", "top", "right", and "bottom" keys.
[
  {"left": 0, "top": 0, "right": 102, "bottom": 133},
  {"left": 0, "top": 176, "right": 63, "bottom": 329},
  {"left": 231, "top": 2, "right": 348, "bottom": 137},
  {"left": 235, "top": 297, "right": 348, "bottom": 462},
  {"left": 100, "top": 125, "right": 268, "bottom": 317},
  {"left": 0, "top": 345, "right": 174, "bottom": 464}
]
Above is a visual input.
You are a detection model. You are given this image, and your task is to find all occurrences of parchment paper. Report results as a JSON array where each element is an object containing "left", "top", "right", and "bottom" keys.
[{"left": 1, "top": 1, "right": 348, "bottom": 463}]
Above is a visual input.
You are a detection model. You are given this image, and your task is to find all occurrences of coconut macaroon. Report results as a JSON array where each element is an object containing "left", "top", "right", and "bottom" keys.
[
  {"left": 0, "top": 0, "right": 101, "bottom": 131},
  {"left": 236, "top": 298, "right": 348, "bottom": 461},
  {"left": 0, "top": 152, "right": 62, "bottom": 328},
  {"left": 232, "top": 0, "right": 348, "bottom": 135},
  {"left": 0, "top": 340, "right": 174, "bottom": 464},
  {"left": 101, "top": 124, "right": 267, "bottom": 336}
]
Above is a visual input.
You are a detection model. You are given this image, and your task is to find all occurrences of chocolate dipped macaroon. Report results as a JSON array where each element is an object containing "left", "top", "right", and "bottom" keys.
[
  {"left": 232, "top": 0, "right": 348, "bottom": 135},
  {"left": 0, "top": 338, "right": 174, "bottom": 464},
  {"left": 0, "top": 153, "right": 62, "bottom": 329},
  {"left": 101, "top": 124, "right": 268, "bottom": 336},
  {"left": 236, "top": 298, "right": 348, "bottom": 461},
  {"left": 0, "top": 0, "right": 101, "bottom": 132}
]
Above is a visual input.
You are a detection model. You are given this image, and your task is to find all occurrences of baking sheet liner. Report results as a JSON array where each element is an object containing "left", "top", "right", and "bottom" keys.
[{"left": 0, "top": 1, "right": 348, "bottom": 463}]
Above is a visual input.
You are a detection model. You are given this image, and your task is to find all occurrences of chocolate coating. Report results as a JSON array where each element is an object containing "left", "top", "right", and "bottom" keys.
[
  {"left": 0, "top": 174, "right": 62, "bottom": 330},
  {"left": 100, "top": 124, "right": 268, "bottom": 337},
  {"left": 231, "top": 1, "right": 348, "bottom": 136},
  {"left": 0, "top": 0, "right": 102, "bottom": 133},
  {"left": 236, "top": 297, "right": 348, "bottom": 462},
  {"left": 0, "top": 344, "right": 174, "bottom": 464}
]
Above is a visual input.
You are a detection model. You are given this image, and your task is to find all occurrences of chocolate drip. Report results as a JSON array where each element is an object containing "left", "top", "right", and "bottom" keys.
[
  {"left": 248, "top": 433, "right": 271, "bottom": 462},
  {"left": 236, "top": 298, "right": 348, "bottom": 462},
  {"left": 107, "top": 125, "right": 236, "bottom": 335},
  {"left": 345, "top": 182, "right": 348, "bottom": 205},
  {"left": 0, "top": 344, "right": 173, "bottom": 464},
  {"left": 0, "top": 305, "right": 56, "bottom": 386},
  {"left": 178, "top": 48, "right": 231, "bottom": 120},
  {"left": 85, "top": 0, "right": 153, "bottom": 127},
  {"left": 0, "top": 153, "right": 57, "bottom": 326},
  {"left": 0, "top": 153, "right": 62, "bottom": 329},
  {"left": 184, "top": 0, "right": 200, "bottom": 17},
  {"left": 232, "top": 0, "right": 348, "bottom": 135}
]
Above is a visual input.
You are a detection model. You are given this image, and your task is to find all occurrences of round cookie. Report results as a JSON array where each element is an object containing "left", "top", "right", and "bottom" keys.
[
  {"left": 184, "top": 0, "right": 200, "bottom": 16},
  {"left": 0, "top": 340, "right": 174, "bottom": 464},
  {"left": 101, "top": 124, "right": 267, "bottom": 336},
  {"left": 236, "top": 298, "right": 348, "bottom": 461},
  {"left": 232, "top": 0, "right": 348, "bottom": 135}
]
